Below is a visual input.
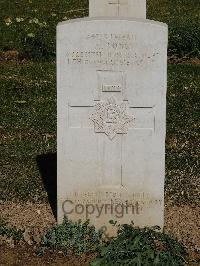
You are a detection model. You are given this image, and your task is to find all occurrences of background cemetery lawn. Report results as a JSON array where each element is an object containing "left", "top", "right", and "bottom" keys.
[
  {"left": 1, "top": 0, "right": 199, "bottom": 60},
  {"left": 0, "top": 0, "right": 200, "bottom": 264},
  {"left": 0, "top": 1, "right": 199, "bottom": 205}
]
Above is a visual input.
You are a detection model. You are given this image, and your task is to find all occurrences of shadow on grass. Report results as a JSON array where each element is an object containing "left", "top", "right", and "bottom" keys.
[{"left": 36, "top": 153, "right": 57, "bottom": 219}]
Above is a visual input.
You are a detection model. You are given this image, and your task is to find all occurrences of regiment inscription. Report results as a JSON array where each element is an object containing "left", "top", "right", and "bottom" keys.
[{"left": 66, "top": 33, "right": 160, "bottom": 69}]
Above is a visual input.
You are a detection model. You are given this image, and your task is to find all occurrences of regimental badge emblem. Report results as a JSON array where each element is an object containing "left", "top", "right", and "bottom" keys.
[{"left": 90, "top": 96, "right": 134, "bottom": 140}]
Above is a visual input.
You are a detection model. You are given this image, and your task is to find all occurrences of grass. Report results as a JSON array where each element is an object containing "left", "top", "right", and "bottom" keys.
[
  {"left": 0, "top": 0, "right": 199, "bottom": 59},
  {"left": 0, "top": 62, "right": 199, "bottom": 206},
  {"left": 0, "top": 0, "right": 88, "bottom": 59},
  {"left": 0, "top": 62, "right": 56, "bottom": 202},
  {"left": 166, "top": 64, "right": 200, "bottom": 205},
  {"left": 0, "top": 219, "right": 24, "bottom": 241},
  {"left": 0, "top": 0, "right": 199, "bottom": 207},
  {"left": 148, "top": 0, "right": 200, "bottom": 58}
]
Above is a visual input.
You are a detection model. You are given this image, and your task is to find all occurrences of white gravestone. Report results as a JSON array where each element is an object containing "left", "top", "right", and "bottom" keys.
[
  {"left": 90, "top": 0, "right": 146, "bottom": 18},
  {"left": 57, "top": 1, "right": 168, "bottom": 234}
]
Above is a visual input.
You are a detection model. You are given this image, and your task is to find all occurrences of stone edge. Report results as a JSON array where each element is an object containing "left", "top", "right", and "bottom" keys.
[{"left": 57, "top": 17, "right": 168, "bottom": 29}]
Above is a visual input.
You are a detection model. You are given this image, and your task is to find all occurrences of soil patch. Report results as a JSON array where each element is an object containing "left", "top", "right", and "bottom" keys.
[
  {"left": 0, "top": 243, "right": 95, "bottom": 266},
  {"left": 0, "top": 202, "right": 199, "bottom": 265},
  {"left": 0, "top": 201, "right": 56, "bottom": 234},
  {"left": 165, "top": 205, "right": 200, "bottom": 262}
]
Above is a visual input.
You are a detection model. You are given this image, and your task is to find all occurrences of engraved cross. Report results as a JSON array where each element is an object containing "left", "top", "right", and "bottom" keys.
[
  {"left": 69, "top": 103, "right": 154, "bottom": 187},
  {"left": 108, "top": 0, "right": 128, "bottom": 16},
  {"left": 68, "top": 71, "right": 155, "bottom": 188}
]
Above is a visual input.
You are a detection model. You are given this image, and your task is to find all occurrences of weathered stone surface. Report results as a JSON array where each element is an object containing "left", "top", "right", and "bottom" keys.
[
  {"left": 57, "top": 18, "right": 168, "bottom": 234},
  {"left": 89, "top": 0, "right": 146, "bottom": 19}
]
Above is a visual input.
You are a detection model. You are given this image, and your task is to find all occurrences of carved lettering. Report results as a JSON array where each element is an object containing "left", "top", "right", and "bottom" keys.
[
  {"left": 102, "top": 84, "right": 122, "bottom": 92},
  {"left": 66, "top": 33, "right": 159, "bottom": 69}
]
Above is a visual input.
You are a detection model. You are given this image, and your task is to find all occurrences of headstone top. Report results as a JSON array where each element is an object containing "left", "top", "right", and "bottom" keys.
[
  {"left": 89, "top": 0, "right": 146, "bottom": 19},
  {"left": 58, "top": 17, "right": 167, "bottom": 30}
]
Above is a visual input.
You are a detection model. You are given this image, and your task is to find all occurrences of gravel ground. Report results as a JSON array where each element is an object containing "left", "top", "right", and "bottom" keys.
[{"left": 0, "top": 202, "right": 200, "bottom": 264}]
